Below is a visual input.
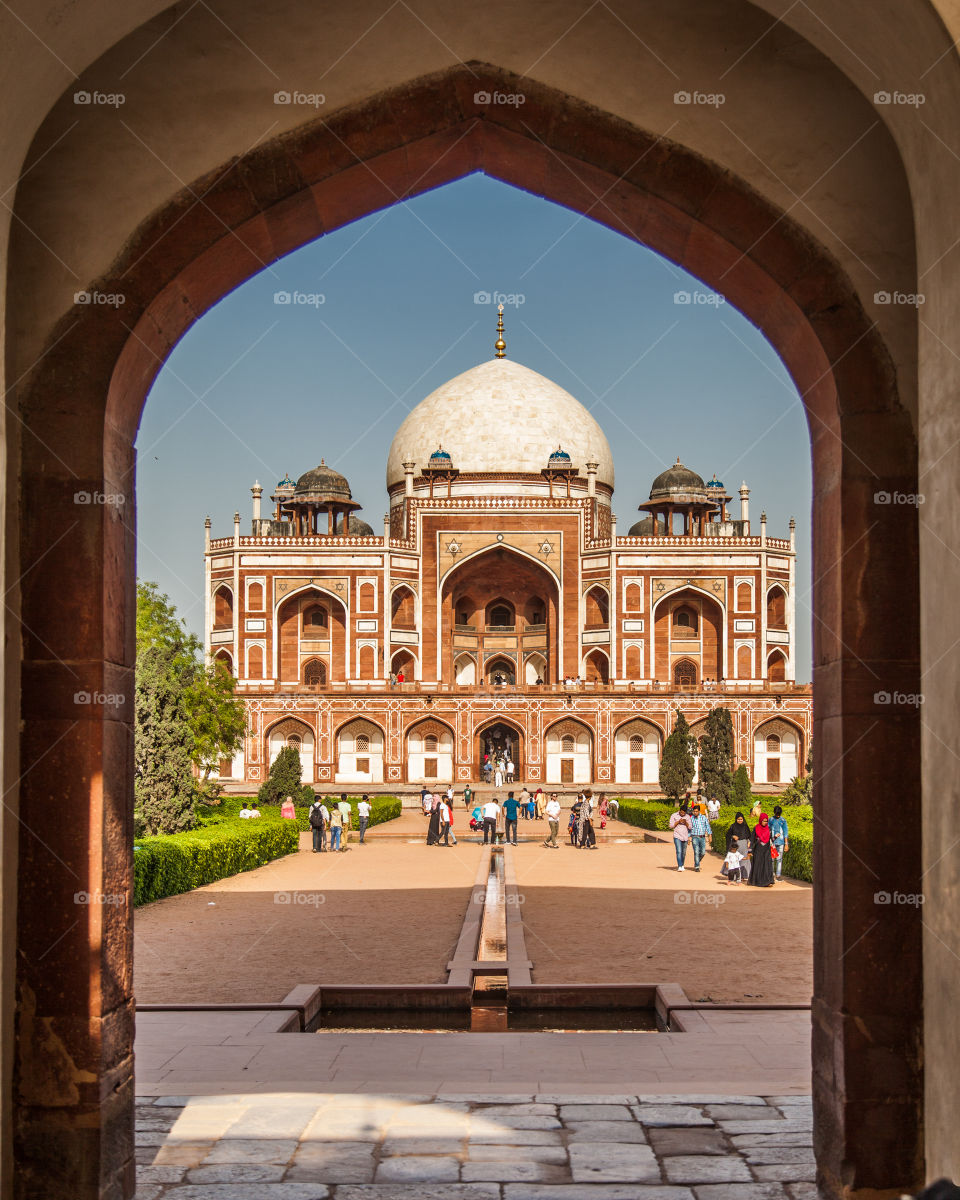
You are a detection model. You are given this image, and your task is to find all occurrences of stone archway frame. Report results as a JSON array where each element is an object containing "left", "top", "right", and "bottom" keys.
[
  {"left": 474, "top": 714, "right": 526, "bottom": 780},
  {"left": 651, "top": 584, "right": 728, "bottom": 681},
  {"left": 13, "top": 62, "right": 922, "bottom": 1200}
]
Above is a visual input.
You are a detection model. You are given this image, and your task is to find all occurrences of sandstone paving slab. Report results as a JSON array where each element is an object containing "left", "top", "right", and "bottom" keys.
[
  {"left": 645, "top": 1127, "right": 726, "bottom": 1156},
  {"left": 287, "top": 1142, "right": 377, "bottom": 1182},
  {"left": 468, "top": 1129, "right": 564, "bottom": 1145},
  {"left": 439, "top": 1094, "right": 535, "bottom": 1103},
  {"left": 336, "top": 1186, "right": 499, "bottom": 1200},
  {"left": 222, "top": 1106, "right": 320, "bottom": 1140},
  {"left": 136, "top": 1130, "right": 172, "bottom": 1147},
  {"left": 155, "top": 1186, "right": 329, "bottom": 1199},
  {"left": 507, "top": 1184, "right": 692, "bottom": 1200},
  {"left": 745, "top": 1146, "right": 822, "bottom": 1164},
  {"left": 135, "top": 1187, "right": 163, "bottom": 1200},
  {"left": 692, "top": 1185, "right": 790, "bottom": 1200},
  {"left": 169, "top": 1107, "right": 251, "bottom": 1141},
  {"left": 752, "top": 1163, "right": 816, "bottom": 1182},
  {"left": 564, "top": 1121, "right": 649, "bottom": 1143},
  {"left": 469, "top": 1114, "right": 561, "bottom": 1130},
  {"left": 379, "top": 1137, "right": 465, "bottom": 1155},
  {"left": 764, "top": 1096, "right": 811, "bottom": 1106},
  {"left": 785, "top": 1184, "right": 818, "bottom": 1200},
  {"left": 374, "top": 1155, "right": 461, "bottom": 1182},
  {"left": 729, "top": 1132, "right": 813, "bottom": 1149},
  {"left": 535, "top": 1094, "right": 637, "bottom": 1104},
  {"left": 717, "top": 1119, "right": 812, "bottom": 1135},
  {"left": 636, "top": 1095, "right": 764, "bottom": 1106},
  {"left": 631, "top": 1105, "right": 714, "bottom": 1127},
  {"left": 186, "top": 1164, "right": 286, "bottom": 1183},
  {"left": 153, "top": 1143, "right": 215, "bottom": 1168},
  {"left": 204, "top": 1137, "right": 298, "bottom": 1165},
  {"left": 462, "top": 1161, "right": 571, "bottom": 1182},
  {"left": 568, "top": 1142, "right": 660, "bottom": 1183},
  {"left": 663, "top": 1155, "right": 753, "bottom": 1183},
  {"left": 137, "top": 1165, "right": 188, "bottom": 1184},
  {"left": 464, "top": 1144, "right": 569, "bottom": 1163},
  {"left": 704, "top": 1104, "right": 781, "bottom": 1120},
  {"left": 469, "top": 1103, "right": 557, "bottom": 1116},
  {"left": 559, "top": 1104, "right": 634, "bottom": 1121}
]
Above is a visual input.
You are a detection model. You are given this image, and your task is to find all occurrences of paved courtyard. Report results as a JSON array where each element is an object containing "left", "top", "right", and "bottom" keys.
[{"left": 135, "top": 1091, "right": 815, "bottom": 1199}]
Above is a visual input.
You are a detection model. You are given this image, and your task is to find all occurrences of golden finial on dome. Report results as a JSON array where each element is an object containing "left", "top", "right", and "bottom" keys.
[{"left": 494, "top": 304, "right": 506, "bottom": 359}]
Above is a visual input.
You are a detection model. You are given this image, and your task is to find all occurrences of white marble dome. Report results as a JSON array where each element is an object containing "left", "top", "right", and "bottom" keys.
[{"left": 386, "top": 358, "right": 615, "bottom": 490}]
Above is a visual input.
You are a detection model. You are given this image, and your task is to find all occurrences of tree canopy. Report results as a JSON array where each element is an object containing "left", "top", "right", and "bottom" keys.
[
  {"left": 698, "top": 706, "right": 735, "bottom": 803},
  {"left": 659, "top": 708, "right": 696, "bottom": 799}
]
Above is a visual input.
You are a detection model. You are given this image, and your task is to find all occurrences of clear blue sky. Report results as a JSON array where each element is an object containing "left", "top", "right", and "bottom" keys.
[{"left": 137, "top": 172, "right": 813, "bottom": 678}]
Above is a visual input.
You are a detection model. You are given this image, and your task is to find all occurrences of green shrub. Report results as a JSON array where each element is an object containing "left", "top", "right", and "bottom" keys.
[
  {"left": 257, "top": 746, "right": 304, "bottom": 805},
  {"left": 133, "top": 816, "right": 299, "bottom": 905},
  {"left": 613, "top": 797, "right": 813, "bottom": 883},
  {"left": 730, "top": 765, "right": 753, "bottom": 808}
]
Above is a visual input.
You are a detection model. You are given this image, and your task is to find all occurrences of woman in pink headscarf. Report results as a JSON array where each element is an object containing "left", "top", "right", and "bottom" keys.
[{"left": 748, "top": 813, "right": 775, "bottom": 887}]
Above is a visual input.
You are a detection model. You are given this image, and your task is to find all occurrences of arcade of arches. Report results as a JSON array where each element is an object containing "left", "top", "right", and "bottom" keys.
[{"left": 6, "top": 6, "right": 960, "bottom": 1197}]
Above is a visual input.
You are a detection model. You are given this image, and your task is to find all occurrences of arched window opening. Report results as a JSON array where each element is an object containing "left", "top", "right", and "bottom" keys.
[
  {"left": 303, "top": 604, "right": 328, "bottom": 632},
  {"left": 487, "top": 601, "right": 514, "bottom": 629},
  {"left": 247, "top": 581, "right": 264, "bottom": 611},
  {"left": 674, "top": 660, "right": 697, "bottom": 687},
  {"left": 625, "top": 583, "right": 642, "bottom": 611},
  {"left": 303, "top": 658, "right": 326, "bottom": 687},
  {"left": 424, "top": 734, "right": 439, "bottom": 753},
  {"left": 561, "top": 735, "right": 575, "bottom": 753},
  {"left": 736, "top": 582, "right": 752, "bottom": 611},
  {"left": 392, "top": 588, "right": 416, "bottom": 629},
  {"left": 584, "top": 587, "right": 609, "bottom": 628},
  {"left": 768, "top": 652, "right": 787, "bottom": 682},
  {"left": 356, "top": 734, "right": 370, "bottom": 753},
  {"left": 767, "top": 734, "right": 781, "bottom": 751},
  {"left": 767, "top": 586, "right": 787, "bottom": 628},
  {"left": 672, "top": 605, "right": 698, "bottom": 637},
  {"left": 213, "top": 586, "right": 233, "bottom": 629},
  {"left": 358, "top": 582, "right": 375, "bottom": 611},
  {"left": 629, "top": 735, "right": 643, "bottom": 753}
]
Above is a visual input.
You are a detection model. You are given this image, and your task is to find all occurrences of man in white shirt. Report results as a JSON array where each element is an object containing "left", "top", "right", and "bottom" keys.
[
  {"left": 357, "top": 795, "right": 371, "bottom": 844},
  {"left": 338, "top": 794, "right": 352, "bottom": 843},
  {"left": 238, "top": 805, "right": 251, "bottom": 819},
  {"left": 439, "top": 799, "right": 452, "bottom": 846},
  {"left": 247, "top": 805, "right": 261, "bottom": 819},
  {"left": 707, "top": 796, "right": 721, "bottom": 821},
  {"left": 543, "top": 794, "right": 562, "bottom": 848},
  {"left": 482, "top": 798, "right": 500, "bottom": 845}
]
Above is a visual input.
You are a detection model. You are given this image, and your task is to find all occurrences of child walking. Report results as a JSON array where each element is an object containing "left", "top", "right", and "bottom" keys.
[{"left": 724, "top": 844, "right": 746, "bottom": 884}]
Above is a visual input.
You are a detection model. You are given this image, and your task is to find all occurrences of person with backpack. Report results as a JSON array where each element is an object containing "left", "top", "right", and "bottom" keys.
[{"left": 308, "top": 797, "right": 327, "bottom": 853}]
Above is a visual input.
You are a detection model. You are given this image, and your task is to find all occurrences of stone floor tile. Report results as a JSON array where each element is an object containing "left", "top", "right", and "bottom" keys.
[
  {"left": 729, "top": 1132, "right": 813, "bottom": 1149},
  {"left": 471, "top": 1114, "right": 562, "bottom": 1130},
  {"left": 153, "top": 1142, "right": 215, "bottom": 1168},
  {"left": 437, "top": 1093, "right": 534, "bottom": 1103},
  {"left": 559, "top": 1104, "right": 634, "bottom": 1121},
  {"left": 535, "top": 1094, "right": 638, "bottom": 1105},
  {"left": 465, "top": 1144, "right": 569, "bottom": 1164},
  {"left": 663, "top": 1156, "right": 753, "bottom": 1183},
  {"left": 137, "top": 1164, "right": 189, "bottom": 1183},
  {"left": 462, "top": 1161, "right": 570, "bottom": 1182},
  {"left": 636, "top": 1095, "right": 764, "bottom": 1106},
  {"left": 745, "top": 1146, "right": 821, "bottom": 1164},
  {"left": 565, "top": 1121, "right": 649, "bottom": 1143},
  {"left": 136, "top": 1130, "right": 171, "bottom": 1147},
  {"left": 632, "top": 1105, "right": 714, "bottom": 1127},
  {"left": 762, "top": 1096, "right": 812, "bottom": 1106},
  {"left": 506, "top": 1188, "right": 693, "bottom": 1200},
  {"left": 471, "top": 1103, "right": 557, "bottom": 1116},
  {"left": 646, "top": 1127, "right": 726, "bottom": 1156},
  {"left": 135, "top": 1187, "right": 163, "bottom": 1200},
  {"left": 156, "top": 1186, "right": 329, "bottom": 1199},
  {"left": 204, "top": 1137, "right": 298, "bottom": 1165},
  {"left": 153, "top": 1097, "right": 193, "bottom": 1107},
  {"left": 717, "top": 1119, "right": 812, "bottom": 1135},
  {"left": 693, "top": 1186, "right": 789, "bottom": 1200},
  {"left": 469, "top": 1129, "right": 563, "bottom": 1145},
  {"left": 785, "top": 1184, "right": 819, "bottom": 1200},
  {"left": 568, "top": 1142, "right": 660, "bottom": 1183},
  {"left": 374, "top": 1155, "right": 461, "bottom": 1182},
  {"left": 187, "top": 1164, "right": 286, "bottom": 1183},
  {"left": 337, "top": 1187, "right": 499, "bottom": 1200},
  {"left": 379, "top": 1137, "right": 465, "bottom": 1155},
  {"left": 136, "top": 1096, "right": 158, "bottom": 1105},
  {"left": 752, "top": 1163, "right": 816, "bottom": 1182},
  {"left": 223, "top": 1106, "right": 319, "bottom": 1140},
  {"left": 704, "top": 1105, "right": 780, "bottom": 1120}
]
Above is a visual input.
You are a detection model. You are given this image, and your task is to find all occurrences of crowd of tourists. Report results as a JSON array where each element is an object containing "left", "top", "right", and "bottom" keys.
[
  {"left": 668, "top": 796, "right": 790, "bottom": 886},
  {"left": 306, "top": 793, "right": 372, "bottom": 852},
  {"left": 420, "top": 786, "right": 616, "bottom": 849}
]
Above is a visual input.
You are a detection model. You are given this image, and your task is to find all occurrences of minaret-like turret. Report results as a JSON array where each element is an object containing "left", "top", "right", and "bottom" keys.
[{"left": 739, "top": 481, "right": 751, "bottom": 533}]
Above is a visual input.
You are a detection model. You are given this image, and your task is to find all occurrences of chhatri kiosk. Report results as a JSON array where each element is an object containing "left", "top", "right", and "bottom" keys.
[{"left": 205, "top": 312, "right": 810, "bottom": 790}]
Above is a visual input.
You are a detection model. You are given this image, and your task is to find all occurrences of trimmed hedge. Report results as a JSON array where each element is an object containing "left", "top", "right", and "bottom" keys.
[
  {"left": 134, "top": 795, "right": 402, "bottom": 905},
  {"left": 133, "top": 817, "right": 299, "bottom": 905},
  {"left": 614, "top": 797, "right": 813, "bottom": 883}
]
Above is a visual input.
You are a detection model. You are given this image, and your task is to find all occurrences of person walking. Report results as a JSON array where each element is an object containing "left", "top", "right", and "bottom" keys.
[
  {"left": 463, "top": 783, "right": 473, "bottom": 809},
  {"left": 748, "top": 813, "right": 775, "bottom": 886},
  {"left": 723, "top": 841, "right": 746, "bottom": 884},
  {"left": 543, "top": 793, "right": 561, "bottom": 848},
  {"left": 506, "top": 756, "right": 515, "bottom": 784},
  {"left": 607, "top": 795, "right": 620, "bottom": 820},
  {"left": 494, "top": 763, "right": 504, "bottom": 788},
  {"left": 568, "top": 797, "right": 581, "bottom": 845},
  {"left": 357, "top": 795, "right": 371, "bottom": 844},
  {"left": 518, "top": 785, "right": 530, "bottom": 820},
  {"left": 482, "top": 797, "right": 500, "bottom": 844},
  {"left": 328, "top": 802, "right": 343, "bottom": 852},
  {"left": 688, "top": 805, "right": 712, "bottom": 872},
  {"left": 534, "top": 787, "right": 545, "bottom": 819},
  {"left": 578, "top": 791, "right": 597, "bottom": 848},
  {"left": 707, "top": 795, "right": 721, "bottom": 821},
  {"left": 768, "top": 804, "right": 789, "bottom": 880},
  {"left": 445, "top": 783, "right": 454, "bottom": 808},
  {"left": 669, "top": 802, "right": 692, "bottom": 871},
  {"left": 439, "top": 797, "right": 452, "bottom": 846},
  {"left": 308, "top": 797, "right": 326, "bottom": 852},
  {"left": 338, "top": 794, "right": 352, "bottom": 844},
  {"left": 725, "top": 812, "right": 752, "bottom": 881},
  {"left": 426, "top": 796, "right": 442, "bottom": 846},
  {"left": 503, "top": 791, "right": 519, "bottom": 844}
]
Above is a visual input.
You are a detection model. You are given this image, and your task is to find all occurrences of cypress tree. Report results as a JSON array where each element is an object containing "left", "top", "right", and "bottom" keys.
[
  {"left": 134, "top": 644, "right": 198, "bottom": 835},
  {"left": 258, "top": 745, "right": 304, "bottom": 805},
  {"left": 698, "top": 706, "right": 735, "bottom": 803},
  {"left": 730, "top": 763, "right": 753, "bottom": 808},
  {"left": 660, "top": 708, "right": 696, "bottom": 799}
]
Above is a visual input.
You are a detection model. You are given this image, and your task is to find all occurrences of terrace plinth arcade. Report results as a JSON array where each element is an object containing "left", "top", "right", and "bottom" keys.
[{"left": 205, "top": 312, "right": 810, "bottom": 790}]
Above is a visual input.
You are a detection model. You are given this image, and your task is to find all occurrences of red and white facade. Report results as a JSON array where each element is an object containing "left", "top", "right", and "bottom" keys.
[{"left": 205, "top": 350, "right": 811, "bottom": 790}]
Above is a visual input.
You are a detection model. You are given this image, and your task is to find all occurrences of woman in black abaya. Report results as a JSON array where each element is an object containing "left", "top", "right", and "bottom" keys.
[
  {"left": 726, "top": 812, "right": 752, "bottom": 882},
  {"left": 748, "top": 813, "right": 775, "bottom": 887},
  {"left": 426, "top": 795, "right": 442, "bottom": 846}
]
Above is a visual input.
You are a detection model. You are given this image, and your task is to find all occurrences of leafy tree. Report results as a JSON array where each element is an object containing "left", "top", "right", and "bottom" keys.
[
  {"left": 135, "top": 645, "right": 197, "bottom": 835},
  {"left": 185, "top": 661, "right": 246, "bottom": 796},
  {"left": 780, "top": 774, "right": 812, "bottom": 806},
  {"left": 258, "top": 745, "right": 313, "bottom": 805},
  {"left": 698, "top": 706, "right": 735, "bottom": 803},
  {"left": 659, "top": 708, "right": 696, "bottom": 799},
  {"left": 731, "top": 763, "right": 753, "bottom": 809}
]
